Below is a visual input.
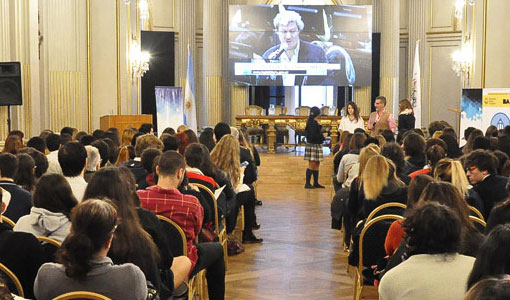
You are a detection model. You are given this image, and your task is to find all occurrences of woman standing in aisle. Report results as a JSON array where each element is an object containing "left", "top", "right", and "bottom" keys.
[
  {"left": 338, "top": 102, "right": 365, "bottom": 134},
  {"left": 304, "top": 107, "right": 325, "bottom": 189}
]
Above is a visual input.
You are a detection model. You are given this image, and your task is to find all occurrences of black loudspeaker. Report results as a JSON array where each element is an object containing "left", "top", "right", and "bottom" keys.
[
  {"left": 141, "top": 31, "right": 175, "bottom": 134},
  {"left": 0, "top": 62, "right": 22, "bottom": 106},
  {"left": 337, "top": 86, "right": 353, "bottom": 113},
  {"left": 371, "top": 33, "right": 381, "bottom": 111}
]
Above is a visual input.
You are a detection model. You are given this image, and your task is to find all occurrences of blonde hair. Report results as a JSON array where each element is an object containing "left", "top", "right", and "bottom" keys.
[
  {"left": 432, "top": 130, "right": 443, "bottom": 139},
  {"left": 210, "top": 134, "right": 241, "bottom": 187},
  {"left": 121, "top": 128, "right": 136, "bottom": 146},
  {"left": 376, "top": 135, "right": 386, "bottom": 148},
  {"left": 434, "top": 158, "right": 471, "bottom": 196},
  {"left": 177, "top": 125, "right": 188, "bottom": 133},
  {"left": 357, "top": 144, "right": 381, "bottom": 188},
  {"left": 363, "top": 155, "right": 389, "bottom": 200}
]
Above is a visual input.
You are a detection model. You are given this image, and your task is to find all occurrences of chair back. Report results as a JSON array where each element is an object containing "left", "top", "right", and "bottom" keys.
[
  {"left": 37, "top": 236, "right": 62, "bottom": 263},
  {"left": 0, "top": 262, "right": 24, "bottom": 298},
  {"left": 37, "top": 236, "right": 62, "bottom": 248},
  {"left": 274, "top": 105, "right": 287, "bottom": 115},
  {"left": 52, "top": 291, "right": 112, "bottom": 300},
  {"left": 321, "top": 106, "right": 338, "bottom": 116},
  {"left": 1, "top": 216, "right": 15, "bottom": 228},
  {"left": 468, "top": 205, "right": 484, "bottom": 221},
  {"left": 295, "top": 106, "right": 311, "bottom": 116},
  {"left": 354, "top": 214, "right": 403, "bottom": 300},
  {"left": 469, "top": 215, "right": 487, "bottom": 232},
  {"left": 189, "top": 183, "right": 220, "bottom": 235},
  {"left": 366, "top": 202, "right": 407, "bottom": 223},
  {"left": 156, "top": 215, "right": 188, "bottom": 256},
  {"left": 245, "top": 105, "right": 264, "bottom": 116}
]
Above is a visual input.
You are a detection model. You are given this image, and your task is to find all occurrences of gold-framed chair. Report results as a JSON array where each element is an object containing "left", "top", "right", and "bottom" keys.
[
  {"left": 189, "top": 183, "right": 228, "bottom": 270},
  {"left": 273, "top": 106, "right": 289, "bottom": 145},
  {"left": 37, "top": 236, "right": 62, "bottom": 248},
  {"left": 365, "top": 202, "right": 407, "bottom": 223},
  {"left": 1, "top": 216, "right": 15, "bottom": 228},
  {"left": 469, "top": 215, "right": 487, "bottom": 230},
  {"left": 0, "top": 262, "right": 24, "bottom": 298},
  {"left": 52, "top": 291, "right": 112, "bottom": 300},
  {"left": 354, "top": 214, "right": 404, "bottom": 300},
  {"left": 468, "top": 205, "right": 484, "bottom": 221},
  {"left": 321, "top": 105, "right": 338, "bottom": 116},
  {"left": 244, "top": 105, "right": 265, "bottom": 145},
  {"left": 156, "top": 215, "right": 207, "bottom": 300},
  {"left": 294, "top": 106, "right": 311, "bottom": 145}
]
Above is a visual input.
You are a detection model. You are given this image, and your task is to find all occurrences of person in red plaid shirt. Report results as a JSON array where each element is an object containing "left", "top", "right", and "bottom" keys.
[{"left": 137, "top": 151, "right": 225, "bottom": 300}]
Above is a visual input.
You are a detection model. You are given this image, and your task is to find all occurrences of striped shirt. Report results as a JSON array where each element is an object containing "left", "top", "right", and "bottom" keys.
[{"left": 137, "top": 186, "right": 204, "bottom": 267}]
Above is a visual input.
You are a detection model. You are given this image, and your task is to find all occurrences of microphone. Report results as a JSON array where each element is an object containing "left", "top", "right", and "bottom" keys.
[{"left": 268, "top": 43, "right": 288, "bottom": 60}]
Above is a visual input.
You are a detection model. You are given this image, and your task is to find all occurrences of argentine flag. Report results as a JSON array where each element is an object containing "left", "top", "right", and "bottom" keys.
[{"left": 184, "top": 44, "right": 197, "bottom": 132}]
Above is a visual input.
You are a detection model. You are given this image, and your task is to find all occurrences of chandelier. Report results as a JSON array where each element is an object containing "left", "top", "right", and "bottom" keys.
[{"left": 130, "top": 41, "right": 150, "bottom": 79}]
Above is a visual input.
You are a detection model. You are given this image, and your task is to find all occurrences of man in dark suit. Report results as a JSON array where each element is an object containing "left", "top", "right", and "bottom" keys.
[
  {"left": 0, "top": 153, "right": 31, "bottom": 223},
  {"left": 464, "top": 149, "right": 509, "bottom": 219},
  {"left": 261, "top": 10, "right": 326, "bottom": 86}
]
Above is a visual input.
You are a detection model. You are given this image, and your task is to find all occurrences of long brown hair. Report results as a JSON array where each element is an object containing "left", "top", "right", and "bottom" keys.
[
  {"left": 398, "top": 99, "right": 414, "bottom": 115},
  {"left": 346, "top": 101, "right": 360, "bottom": 121},
  {"left": 210, "top": 134, "right": 241, "bottom": 187}
]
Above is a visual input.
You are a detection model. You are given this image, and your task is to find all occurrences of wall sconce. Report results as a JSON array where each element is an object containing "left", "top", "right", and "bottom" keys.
[
  {"left": 451, "top": 37, "right": 472, "bottom": 81},
  {"left": 130, "top": 41, "right": 150, "bottom": 79}
]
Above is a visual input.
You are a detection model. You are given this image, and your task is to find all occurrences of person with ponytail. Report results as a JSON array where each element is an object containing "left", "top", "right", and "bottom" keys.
[
  {"left": 304, "top": 106, "right": 326, "bottom": 189},
  {"left": 34, "top": 199, "right": 147, "bottom": 300}
]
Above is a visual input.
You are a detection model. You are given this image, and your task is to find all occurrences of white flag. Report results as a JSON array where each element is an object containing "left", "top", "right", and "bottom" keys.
[
  {"left": 411, "top": 40, "right": 422, "bottom": 129},
  {"left": 184, "top": 44, "right": 197, "bottom": 132}
]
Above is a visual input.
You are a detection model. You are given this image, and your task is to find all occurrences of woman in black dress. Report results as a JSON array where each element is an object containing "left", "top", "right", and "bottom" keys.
[
  {"left": 397, "top": 99, "right": 415, "bottom": 133},
  {"left": 304, "top": 107, "right": 325, "bottom": 189}
]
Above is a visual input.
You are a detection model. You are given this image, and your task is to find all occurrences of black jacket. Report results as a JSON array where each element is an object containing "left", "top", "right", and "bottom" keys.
[
  {"left": 240, "top": 147, "right": 258, "bottom": 185},
  {"left": 0, "top": 181, "right": 32, "bottom": 223},
  {"left": 398, "top": 113, "right": 415, "bottom": 132},
  {"left": 0, "top": 222, "right": 45, "bottom": 299},
  {"left": 120, "top": 159, "right": 147, "bottom": 189},
  {"left": 305, "top": 119, "right": 325, "bottom": 145},
  {"left": 472, "top": 174, "right": 509, "bottom": 219}
]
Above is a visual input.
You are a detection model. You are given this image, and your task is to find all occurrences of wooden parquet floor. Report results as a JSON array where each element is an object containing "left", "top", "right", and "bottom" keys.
[{"left": 225, "top": 148, "right": 363, "bottom": 300}]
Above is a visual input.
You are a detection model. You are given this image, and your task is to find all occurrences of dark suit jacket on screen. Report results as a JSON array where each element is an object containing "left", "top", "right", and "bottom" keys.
[{"left": 261, "top": 40, "right": 326, "bottom": 85}]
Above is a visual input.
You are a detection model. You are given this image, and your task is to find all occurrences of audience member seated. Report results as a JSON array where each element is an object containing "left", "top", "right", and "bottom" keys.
[
  {"left": 199, "top": 128, "right": 216, "bottom": 152},
  {"left": 185, "top": 143, "right": 216, "bottom": 190},
  {"left": 83, "top": 167, "right": 169, "bottom": 297},
  {"left": 361, "top": 155, "right": 407, "bottom": 218},
  {"left": 139, "top": 123, "right": 154, "bottom": 135},
  {"left": 493, "top": 150, "right": 510, "bottom": 177},
  {"left": 467, "top": 224, "right": 510, "bottom": 289},
  {"left": 333, "top": 133, "right": 353, "bottom": 184},
  {"left": 384, "top": 175, "right": 436, "bottom": 257},
  {"left": 18, "top": 147, "right": 48, "bottom": 179},
  {"left": 137, "top": 151, "right": 226, "bottom": 300},
  {"left": 45, "top": 133, "right": 62, "bottom": 175},
  {"left": 26, "top": 137, "right": 47, "bottom": 154},
  {"left": 121, "top": 127, "right": 137, "bottom": 147},
  {"left": 211, "top": 135, "right": 261, "bottom": 243},
  {"left": 79, "top": 134, "right": 96, "bottom": 146},
  {"left": 139, "top": 148, "right": 162, "bottom": 190},
  {"left": 463, "top": 129, "right": 484, "bottom": 154},
  {"left": 0, "top": 187, "right": 44, "bottom": 299},
  {"left": 90, "top": 140, "right": 110, "bottom": 168},
  {"left": 379, "top": 203, "right": 475, "bottom": 300},
  {"left": 434, "top": 158, "right": 484, "bottom": 215},
  {"left": 121, "top": 134, "right": 164, "bottom": 188},
  {"left": 485, "top": 199, "right": 510, "bottom": 233},
  {"left": 58, "top": 141, "right": 88, "bottom": 201},
  {"left": 336, "top": 132, "right": 366, "bottom": 190},
  {"left": 2, "top": 135, "right": 23, "bottom": 155},
  {"left": 160, "top": 133, "right": 180, "bottom": 152},
  {"left": 464, "top": 149, "right": 509, "bottom": 219},
  {"left": 118, "top": 166, "right": 192, "bottom": 291},
  {"left": 14, "top": 174, "right": 77, "bottom": 243},
  {"left": 402, "top": 133, "right": 426, "bottom": 175},
  {"left": 380, "top": 142, "right": 411, "bottom": 185},
  {"left": 161, "top": 127, "right": 176, "bottom": 136},
  {"left": 439, "top": 133, "right": 462, "bottom": 158},
  {"left": 464, "top": 275, "right": 510, "bottom": 300},
  {"left": 34, "top": 199, "right": 148, "bottom": 300},
  {"left": 0, "top": 153, "right": 32, "bottom": 223},
  {"left": 408, "top": 143, "right": 446, "bottom": 179},
  {"left": 383, "top": 182, "right": 483, "bottom": 278},
  {"left": 14, "top": 154, "right": 36, "bottom": 193}
]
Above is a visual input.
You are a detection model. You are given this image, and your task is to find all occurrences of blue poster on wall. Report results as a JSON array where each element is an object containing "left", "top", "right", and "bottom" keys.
[
  {"left": 460, "top": 89, "right": 482, "bottom": 147},
  {"left": 155, "top": 86, "right": 183, "bottom": 134}
]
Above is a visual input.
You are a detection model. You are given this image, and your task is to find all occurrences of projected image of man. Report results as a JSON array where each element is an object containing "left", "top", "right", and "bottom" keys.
[{"left": 262, "top": 10, "right": 326, "bottom": 86}]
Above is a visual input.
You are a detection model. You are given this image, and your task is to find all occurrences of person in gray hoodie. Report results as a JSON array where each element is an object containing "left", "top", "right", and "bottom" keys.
[{"left": 14, "top": 174, "right": 78, "bottom": 242}]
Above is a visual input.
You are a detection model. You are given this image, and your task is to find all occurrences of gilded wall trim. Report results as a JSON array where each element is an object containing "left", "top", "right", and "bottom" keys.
[{"left": 49, "top": 71, "right": 82, "bottom": 131}]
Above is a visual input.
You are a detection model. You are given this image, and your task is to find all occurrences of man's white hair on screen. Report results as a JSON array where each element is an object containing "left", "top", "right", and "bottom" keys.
[{"left": 273, "top": 10, "right": 304, "bottom": 31}]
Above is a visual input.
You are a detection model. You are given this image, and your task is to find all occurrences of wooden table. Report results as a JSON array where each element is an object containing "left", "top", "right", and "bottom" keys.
[{"left": 235, "top": 115, "right": 343, "bottom": 154}]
